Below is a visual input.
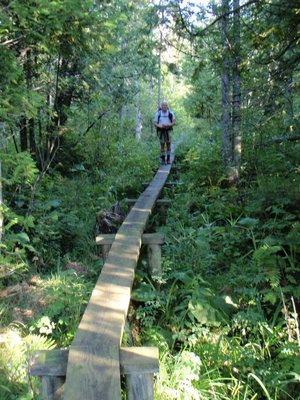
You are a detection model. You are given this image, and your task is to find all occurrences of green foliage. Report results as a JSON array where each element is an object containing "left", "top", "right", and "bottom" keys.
[
  {"left": 0, "top": 328, "right": 55, "bottom": 400},
  {"left": 0, "top": 152, "right": 39, "bottom": 278},
  {"left": 155, "top": 351, "right": 202, "bottom": 399},
  {"left": 1, "top": 0, "right": 300, "bottom": 399},
  {"left": 29, "top": 270, "right": 94, "bottom": 346},
  {"left": 130, "top": 130, "right": 300, "bottom": 399},
  {"left": 1, "top": 151, "right": 38, "bottom": 187}
]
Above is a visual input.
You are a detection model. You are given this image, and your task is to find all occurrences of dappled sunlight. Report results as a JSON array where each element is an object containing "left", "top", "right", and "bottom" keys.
[
  {"left": 2, "top": 0, "right": 298, "bottom": 398},
  {"left": 127, "top": 206, "right": 152, "bottom": 213},
  {"left": 62, "top": 154, "right": 173, "bottom": 398}
]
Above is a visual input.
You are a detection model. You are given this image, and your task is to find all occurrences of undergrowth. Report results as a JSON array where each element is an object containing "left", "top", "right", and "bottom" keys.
[
  {"left": 129, "top": 129, "right": 300, "bottom": 399},
  {"left": 1, "top": 126, "right": 299, "bottom": 399},
  {"left": 0, "top": 133, "right": 157, "bottom": 399}
]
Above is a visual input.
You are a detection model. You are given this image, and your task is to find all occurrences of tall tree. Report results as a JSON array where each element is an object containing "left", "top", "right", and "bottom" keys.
[
  {"left": 232, "top": 0, "right": 241, "bottom": 180},
  {"left": 135, "top": 78, "right": 142, "bottom": 140},
  {"left": 220, "top": 0, "right": 232, "bottom": 170}
]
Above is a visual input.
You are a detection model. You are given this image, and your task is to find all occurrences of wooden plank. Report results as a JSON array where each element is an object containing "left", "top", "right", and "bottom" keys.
[
  {"left": 126, "top": 198, "right": 171, "bottom": 206},
  {"left": 96, "top": 232, "right": 165, "bottom": 246},
  {"left": 142, "top": 181, "right": 181, "bottom": 189},
  {"left": 142, "top": 233, "right": 164, "bottom": 245},
  {"left": 120, "top": 347, "right": 159, "bottom": 374},
  {"left": 30, "top": 347, "right": 159, "bottom": 377},
  {"left": 164, "top": 181, "right": 182, "bottom": 188},
  {"left": 30, "top": 349, "right": 68, "bottom": 376},
  {"left": 63, "top": 160, "right": 173, "bottom": 400},
  {"left": 30, "top": 347, "right": 158, "bottom": 400}
]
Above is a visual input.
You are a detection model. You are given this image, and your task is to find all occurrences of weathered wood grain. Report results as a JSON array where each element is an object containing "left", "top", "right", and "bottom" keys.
[
  {"left": 30, "top": 347, "right": 159, "bottom": 376},
  {"left": 96, "top": 232, "right": 165, "bottom": 246},
  {"left": 147, "top": 244, "right": 162, "bottom": 279},
  {"left": 30, "top": 347, "right": 159, "bottom": 400},
  {"left": 125, "top": 198, "right": 171, "bottom": 206},
  {"left": 125, "top": 373, "right": 154, "bottom": 400},
  {"left": 41, "top": 376, "right": 65, "bottom": 400},
  {"left": 63, "top": 161, "right": 172, "bottom": 400}
]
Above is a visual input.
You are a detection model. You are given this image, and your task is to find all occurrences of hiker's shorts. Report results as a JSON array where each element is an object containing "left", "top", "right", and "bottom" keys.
[{"left": 158, "top": 129, "right": 172, "bottom": 144}]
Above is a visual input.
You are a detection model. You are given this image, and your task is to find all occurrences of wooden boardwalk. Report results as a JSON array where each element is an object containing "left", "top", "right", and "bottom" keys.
[{"left": 63, "top": 157, "right": 173, "bottom": 400}]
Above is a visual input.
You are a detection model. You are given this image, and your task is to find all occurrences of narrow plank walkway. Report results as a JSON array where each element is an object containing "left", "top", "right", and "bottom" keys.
[{"left": 64, "top": 155, "right": 173, "bottom": 400}]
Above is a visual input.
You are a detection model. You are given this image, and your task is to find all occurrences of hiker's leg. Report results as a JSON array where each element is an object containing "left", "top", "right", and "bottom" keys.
[
  {"left": 160, "top": 140, "right": 166, "bottom": 164},
  {"left": 166, "top": 139, "right": 171, "bottom": 164}
]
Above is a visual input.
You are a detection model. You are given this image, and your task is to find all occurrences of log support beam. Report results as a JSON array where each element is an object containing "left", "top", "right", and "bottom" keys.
[
  {"left": 125, "top": 198, "right": 171, "bottom": 207},
  {"left": 30, "top": 347, "right": 159, "bottom": 400},
  {"left": 96, "top": 233, "right": 164, "bottom": 280}
]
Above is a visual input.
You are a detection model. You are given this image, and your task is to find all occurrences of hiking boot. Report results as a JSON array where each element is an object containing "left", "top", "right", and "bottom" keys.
[
  {"left": 167, "top": 155, "right": 170, "bottom": 164},
  {"left": 161, "top": 155, "right": 166, "bottom": 165}
]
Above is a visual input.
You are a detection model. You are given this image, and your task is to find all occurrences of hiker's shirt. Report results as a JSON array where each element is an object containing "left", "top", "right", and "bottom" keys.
[
  {"left": 154, "top": 110, "right": 175, "bottom": 129},
  {"left": 154, "top": 110, "right": 175, "bottom": 143}
]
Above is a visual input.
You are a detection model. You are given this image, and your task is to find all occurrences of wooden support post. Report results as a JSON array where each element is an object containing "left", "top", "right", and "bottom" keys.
[
  {"left": 29, "top": 347, "right": 159, "bottom": 400},
  {"left": 125, "top": 373, "right": 154, "bottom": 400},
  {"left": 30, "top": 349, "right": 68, "bottom": 400},
  {"left": 102, "top": 243, "right": 111, "bottom": 260},
  {"left": 40, "top": 376, "right": 65, "bottom": 400},
  {"left": 147, "top": 244, "right": 162, "bottom": 279},
  {"left": 120, "top": 347, "right": 159, "bottom": 400},
  {"left": 96, "top": 233, "right": 164, "bottom": 280}
]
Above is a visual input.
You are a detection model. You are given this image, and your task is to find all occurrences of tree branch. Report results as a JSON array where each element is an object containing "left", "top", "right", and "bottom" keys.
[
  {"left": 0, "top": 36, "right": 24, "bottom": 47},
  {"left": 258, "top": 134, "right": 300, "bottom": 146},
  {"left": 84, "top": 109, "right": 111, "bottom": 136},
  {"left": 175, "top": 0, "right": 259, "bottom": 38}
]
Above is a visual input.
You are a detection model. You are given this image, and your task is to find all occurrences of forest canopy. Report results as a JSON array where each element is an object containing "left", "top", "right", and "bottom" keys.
[{"left": 0, "top": 0, "right": 300, "bottom": 399}]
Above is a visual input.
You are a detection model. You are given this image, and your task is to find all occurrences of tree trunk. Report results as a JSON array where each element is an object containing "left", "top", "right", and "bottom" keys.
[
  {"left": 29, "top": 118, "right": 36, "bottom": 155},
  {"left": 157, "top": 5, "right": 164, "bottom": 108},
  {"left": 285, "top": 74, "right": 293, "bottom": 130},
  {"left": 135, "top": 79, "right": 142, "bottom": 140},
  {"left": 46, "top": 57, "right": 77, "bottom": 164},
  {"left": 149, "top": 73, "right": 154, "bottom": 134},
  {"left": 24, "top": 49, "right": 36, "bottom": 155},
  {"left": 53, "top": 58, "right": 77, "bottom": 128},
  {"left": 149, "top": 73, "right": 154, "bottom": 99},
  {"left": 220, "top": 0, "right": 232, "bottom": 170},
  {"left": 157, "top": 33, "right": 162, "bottom": 108},
  {"left": 20, "top": 116, "right": 28, "bottom": 151},
  {"left": 232, "top": 0, "right": 241, "bottom": 181}
]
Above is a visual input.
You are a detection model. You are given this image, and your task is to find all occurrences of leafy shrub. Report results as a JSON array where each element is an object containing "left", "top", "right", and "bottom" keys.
[{"left": 0, "top": 328, "right": 55, "bottom": 400}]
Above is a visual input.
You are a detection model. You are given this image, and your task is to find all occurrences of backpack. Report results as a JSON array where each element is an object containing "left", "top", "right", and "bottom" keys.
[{"left": 156, "top": 108, "right": 173, "bottom": 132}]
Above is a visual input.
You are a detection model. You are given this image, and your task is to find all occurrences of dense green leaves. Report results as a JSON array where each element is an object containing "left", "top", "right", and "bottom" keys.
[
  {"left": 129, "top": 127, "right": 300, "bottom": 399},
  {"left": 0, "top": 0, "right": 300, "bottom": 399}
]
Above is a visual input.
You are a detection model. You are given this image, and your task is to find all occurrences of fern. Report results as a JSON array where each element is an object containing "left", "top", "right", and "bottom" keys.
[
  {"left": 0, "top": 329, "right": 56, "bottom": 399},
  {"left": 253, "top": 245, "right": 282, "bottom": 288}
]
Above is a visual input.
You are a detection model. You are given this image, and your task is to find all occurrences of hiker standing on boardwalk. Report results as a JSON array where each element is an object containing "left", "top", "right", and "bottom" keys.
[{"left": 154, "top": 100, "right": 176, "bottom": 165}]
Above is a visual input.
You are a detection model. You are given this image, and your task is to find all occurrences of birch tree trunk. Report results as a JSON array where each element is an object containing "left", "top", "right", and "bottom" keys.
[
  {"left": 135, "top": 79, "right": 142, "bottom": 141},
  {"left": 220, "top": 0, "right": 231, "bottom": 170},
  {"left": 157, "top": 2, "right": 165, "bottom": 108},
  {"left": 149, "top": 73, "right": 154, "bottom": 134},
  {"left": 157, "top": 29, "right": 162, "bottom": 108},
  {"left": 232, "top": 0, "right": 241, "bottom": 181}
]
